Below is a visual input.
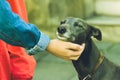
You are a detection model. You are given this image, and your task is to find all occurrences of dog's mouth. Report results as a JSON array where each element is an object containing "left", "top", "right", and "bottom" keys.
[{"left": 56, "top": 32, "right": 75, "bottom": 41}]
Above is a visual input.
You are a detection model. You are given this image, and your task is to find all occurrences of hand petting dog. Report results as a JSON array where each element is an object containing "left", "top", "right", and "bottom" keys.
[{"left": 47, "top": 39, "right": 85, "bottom": 60}]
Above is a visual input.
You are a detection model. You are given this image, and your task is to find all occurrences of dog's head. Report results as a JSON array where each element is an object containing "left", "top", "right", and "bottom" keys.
[{"left": 56, "top": 17, "right": 102, "bottom": 44}]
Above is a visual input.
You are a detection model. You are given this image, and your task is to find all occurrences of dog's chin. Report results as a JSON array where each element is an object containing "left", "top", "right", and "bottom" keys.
[
  {"left": 57, "top": 36, "right": 68, "bottom": 41},
  {"left": 57, "top": 35, "right": 75, "bottom": 42},
  {"left": 56, "top": 32, "right": 76, "bottom": 42}
]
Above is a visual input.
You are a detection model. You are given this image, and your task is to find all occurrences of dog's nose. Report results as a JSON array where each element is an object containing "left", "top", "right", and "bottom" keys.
[{"left": 57, "top": 27, "right": 66, "bottom": 34}]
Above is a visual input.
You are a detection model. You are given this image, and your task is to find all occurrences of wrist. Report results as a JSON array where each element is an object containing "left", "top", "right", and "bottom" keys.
[{"left": 27, "top": 32, "right": 50, "bottom": 55}]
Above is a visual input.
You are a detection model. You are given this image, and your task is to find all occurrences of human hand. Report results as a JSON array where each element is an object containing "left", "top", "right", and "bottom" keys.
[{"left": 46, "top": 39, "right": 85, "bottom": 60}]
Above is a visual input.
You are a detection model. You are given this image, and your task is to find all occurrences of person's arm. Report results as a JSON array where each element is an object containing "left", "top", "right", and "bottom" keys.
[
  {"left": 0, "top": 0, "right": 50, "bottom": 55},
  {"left": 0, "top": 0, "right": 85, "bottom": 60}
]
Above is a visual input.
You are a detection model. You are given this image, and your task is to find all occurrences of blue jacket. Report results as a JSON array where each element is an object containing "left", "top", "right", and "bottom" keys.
[{"left": 0, "top": 0, "right": 50, "bottom": 55}]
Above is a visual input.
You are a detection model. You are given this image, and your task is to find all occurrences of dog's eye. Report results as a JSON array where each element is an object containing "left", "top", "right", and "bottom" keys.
[
  {"left": 60, "top": 20, "right": 66, "bottom": 24},
  {"left": 74, "top": 22, "right": 82, "bottom": 27},
  {"left": 78, "top": 25, "right": 83, "bottom": 28},
  {"left": 74, "top": 22, "right": 79, "bottom": 26}
]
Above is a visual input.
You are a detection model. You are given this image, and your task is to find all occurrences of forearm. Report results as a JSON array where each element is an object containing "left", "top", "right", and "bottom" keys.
[{"left": 0, "top": 0, "right": 50, "bottom": 54}]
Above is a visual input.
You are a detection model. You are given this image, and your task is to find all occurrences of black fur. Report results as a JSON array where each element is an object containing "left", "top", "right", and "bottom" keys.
[{"left": 57, "top": 17, "right": 120, "bottom": 80}]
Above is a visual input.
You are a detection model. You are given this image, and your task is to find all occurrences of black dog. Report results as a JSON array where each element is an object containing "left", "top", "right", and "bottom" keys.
[{"left": 56, "top": 17, "right": 120, "bottom": 80}]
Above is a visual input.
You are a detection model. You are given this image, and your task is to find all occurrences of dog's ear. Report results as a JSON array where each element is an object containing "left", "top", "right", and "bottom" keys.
[{"left": 89, "top": 25, "right": 102, "bottom": 41}]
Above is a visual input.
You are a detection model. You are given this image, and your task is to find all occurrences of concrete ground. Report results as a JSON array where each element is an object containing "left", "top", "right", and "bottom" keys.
[{"left": 33, "top": 42, "right": 120, "bottom": 80}]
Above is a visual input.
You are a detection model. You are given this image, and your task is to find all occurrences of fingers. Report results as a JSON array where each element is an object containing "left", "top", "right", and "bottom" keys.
[
  {"left": 66, "top": 43, "right": 85, "bottom": 60},
  {"left": 69, "top": 56, "right": 80, "bottom": 60},
  {"left": 64, "top": 54, "right": 80, "bottom": 61},
  {"left": 67, "top": 42, "right": 85, "bottom": 51},
  {"left": 62, "top": 42, "right": 85, "bottom": 60},
  {"left": 67, "top": 52, "right": 81, "bottom": 60}
]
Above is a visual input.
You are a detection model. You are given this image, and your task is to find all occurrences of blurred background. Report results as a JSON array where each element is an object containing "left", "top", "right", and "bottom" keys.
[{"left": 25, "top": 0, "right": 120, "bottom": 80}]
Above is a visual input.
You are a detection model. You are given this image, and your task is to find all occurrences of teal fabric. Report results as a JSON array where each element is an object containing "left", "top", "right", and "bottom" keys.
[{"left": 0, "top": 0, "right": 50, "bottom": 54}]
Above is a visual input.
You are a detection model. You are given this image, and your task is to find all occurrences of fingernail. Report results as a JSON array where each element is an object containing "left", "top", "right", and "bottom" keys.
[{"left": 80, "top": 43, "right": 85, "bottom": 48}]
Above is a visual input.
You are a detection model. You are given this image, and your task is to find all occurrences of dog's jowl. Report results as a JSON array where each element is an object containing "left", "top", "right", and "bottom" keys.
[{"left": 57, "top": 17, "right": 120, "bottom": 80}]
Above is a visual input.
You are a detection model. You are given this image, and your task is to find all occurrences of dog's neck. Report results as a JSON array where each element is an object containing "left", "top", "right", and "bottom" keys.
[
  {"left": 73, "top": 39, "right": 100, "bottom": 79},
  {"left": 81, "top": 39, "right": 100, "bottom": 69}
]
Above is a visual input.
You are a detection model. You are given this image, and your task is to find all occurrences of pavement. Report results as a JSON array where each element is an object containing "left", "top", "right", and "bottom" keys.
[{"left": 33, "top": 42, "right": 120, "bottom": 80}]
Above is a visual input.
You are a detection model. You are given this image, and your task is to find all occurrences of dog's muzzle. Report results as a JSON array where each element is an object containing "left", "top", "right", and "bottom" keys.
[
  {"left": 56, "top": 25, "right": 75, "bottom": 41},
  {"left": 56, "top": 26, "right": 68, "bottom": 41}
]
